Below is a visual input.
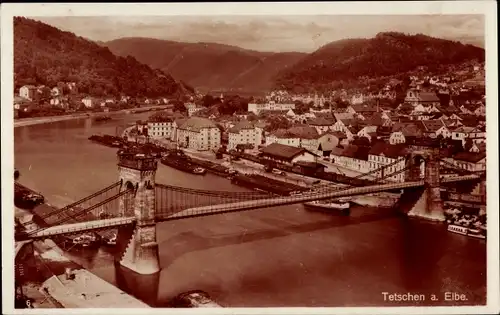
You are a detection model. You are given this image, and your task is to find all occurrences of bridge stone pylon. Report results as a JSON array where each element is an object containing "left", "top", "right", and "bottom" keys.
[
  {"left": 405, "top": 148, "right": 445, "bottom": 222},
  {"left": 116, "top": 149, "right": 160, "bottom": 275}
]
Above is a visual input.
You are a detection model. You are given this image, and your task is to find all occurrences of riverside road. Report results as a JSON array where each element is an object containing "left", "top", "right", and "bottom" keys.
[{"left": 14, "top": 112, "right": 486, "bottom": 307}]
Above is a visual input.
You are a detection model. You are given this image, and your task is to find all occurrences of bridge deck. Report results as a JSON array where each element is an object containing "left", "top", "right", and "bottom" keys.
[
  {"left": 25, "top": 217, "right": 136, "bottom": 240},
  {"left": 163, "top": 175, "right": 478, "bottom": 220}
]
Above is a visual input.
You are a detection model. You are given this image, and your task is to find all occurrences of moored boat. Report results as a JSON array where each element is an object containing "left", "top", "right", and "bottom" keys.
[
  {"left": 193, "top": 167, "right": 207, "bottom": 175},
  {"left": 447, "top": 224, "right": 468, "bottom": 235},
  {"left": 447, "top": 224, "right": 486, "bottom": 239},
  {"left": 161, "top": 155, "right": 207, "bottom": 175},
  {"left": 303, "top": 199, "right": 351, "bottom": 215},
  {"left": 467, "top": 228, "right": 486, "bottom": 240},
  {"left": 72, "top": 233, "right": 101, "bottom": 248},
  {"left": 103, "top": 233, "right": 117, "bottom": 245}
]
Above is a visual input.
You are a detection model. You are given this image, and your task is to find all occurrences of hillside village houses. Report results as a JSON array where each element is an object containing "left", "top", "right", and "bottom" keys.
[
  {"left": 248, "top": 101, "right": 295, "bottom": 115},
  {"left": 17, "top": 58, "right": 486, "bottom": 179},
  {"left": 185, "top": 102, "right": 204, "bottom": 117}
]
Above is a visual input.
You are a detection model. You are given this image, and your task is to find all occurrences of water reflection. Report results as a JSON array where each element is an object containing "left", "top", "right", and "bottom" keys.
[{"left": 114, "top": 263, "right": 160, "bottom": 306}]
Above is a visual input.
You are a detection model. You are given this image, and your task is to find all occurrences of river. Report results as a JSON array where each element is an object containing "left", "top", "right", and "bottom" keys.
[{"left": 14, "top": 113, "right": 487, "bottom": 307}]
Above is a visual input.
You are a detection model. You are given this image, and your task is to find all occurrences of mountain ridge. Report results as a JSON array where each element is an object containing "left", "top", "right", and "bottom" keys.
[
  {"left": 14, "top": 17, "right": 192, "bottom": 98},
  {"left": 274, "top": 32, "right": 485, "bottom": 92},
  {"left": 105, "top": 33, "right": 484, "bottom": 94},
  {"left": 105, "top": 37, "right": 307, "bottom": 93}
]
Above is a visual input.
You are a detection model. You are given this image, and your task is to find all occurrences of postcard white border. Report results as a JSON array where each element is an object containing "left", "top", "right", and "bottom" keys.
[{"left": 2, "top": 1, "right": 498, "bottom": 315}]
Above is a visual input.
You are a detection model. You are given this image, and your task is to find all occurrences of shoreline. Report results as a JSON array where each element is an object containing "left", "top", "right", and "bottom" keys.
[{"left": 14, "top": 105, "right": 170, "bottom": 128}]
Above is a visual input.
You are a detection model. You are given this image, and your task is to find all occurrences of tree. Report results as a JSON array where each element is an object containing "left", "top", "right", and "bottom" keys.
[
  {"left": 202, "top": 94, "right": 216, "bottom": 107},
  {"left": 294, "top": 100, "right": 310, "bottom": 115},
  {"left": 247, "top": 113, "right": 258, "bottom": 121},
  {"left": 171, "top": 100, "right": 186, "bottom": 114},
  {"left": 264, "top": 115, "right": 291, "bottom": 132}
]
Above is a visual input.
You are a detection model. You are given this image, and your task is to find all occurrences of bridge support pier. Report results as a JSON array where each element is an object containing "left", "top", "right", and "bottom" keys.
[
  {"left": 116, "top": 149, "right": 160, "bottom": 275},
  {"left": 407, "top": 150, "right": 445, "bottom": 222},
  {"left": 119, "top": 224, "right": 160, "bottom": 275}
]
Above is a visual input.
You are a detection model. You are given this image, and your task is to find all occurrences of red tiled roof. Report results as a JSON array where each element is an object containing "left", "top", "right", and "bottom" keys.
[
  {"left": 350, "top": 104, "right": 378, "bottom": 113},
  {"left": 307, "top": 117, "right": 334, "bottom": 126},
  {"left": 419, "top": 119, "right": 446, "bottom": 132},
  {"left": 368, "top": 142, "right": 408, "bottom": 158},
  {"left": 260, "top": 143, "right": 316, "bottom": 161},
  {"left": 288, "top": 126, "right": 319, "bottom": 139},
  {"left": 418, "top": 92, "right": 440, "bottom": 103},
  {"left": 228, "top": 121, "right": 255, "bottom": 133},
  {"left": 333, "top": 145, "right": 370, "bottom": 161}
]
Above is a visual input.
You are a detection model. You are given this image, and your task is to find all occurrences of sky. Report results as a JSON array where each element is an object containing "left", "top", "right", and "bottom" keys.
[{"left": 35, "top": 15, "right": 484, "bottom": 53}]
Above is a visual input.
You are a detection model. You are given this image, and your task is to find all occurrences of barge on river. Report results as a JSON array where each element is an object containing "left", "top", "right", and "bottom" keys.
[
  {"left": 303, "top": 199, "right": 351, "bottom": 215},
  {"left": 161, "top": 151, "right": 206, "bottom": 175},
  {"left": 93, "top": 115, "right": 112, "bottom": 123},
  {"left": 231, "top": 174, "right": 307, "bottom": 196},
  {"left": 88, "top": 135, "right": 123, "bottom": 148},
  {"left": 14, "top": 183, "right": 45, "bottom": 210}
]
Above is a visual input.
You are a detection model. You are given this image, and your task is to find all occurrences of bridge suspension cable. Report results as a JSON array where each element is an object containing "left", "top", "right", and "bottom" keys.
[
  {"left": 24, "top": 188, "right": 134, "bottom": 238},
  {"left": 20, "top": 181, "right": 123, "bottom": 227},
  {"left": 439, "top": 158, "right": 478, "bottom": 175},
  {"left": 313, "top": 156, "right": 407, "bottom": 192}
]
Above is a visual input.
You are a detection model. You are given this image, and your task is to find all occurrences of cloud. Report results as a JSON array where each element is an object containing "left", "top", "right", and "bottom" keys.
[{"left": 34, "top": 15, "right": 484, "bottom": 52}]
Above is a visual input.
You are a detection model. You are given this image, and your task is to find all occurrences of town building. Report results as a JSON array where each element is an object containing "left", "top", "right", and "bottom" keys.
[
  {"left": 185, "top": 103, "right": 204, "bottom": 117},
  {"left": 248, "top": 101, "right": 295, "bottom": 115},
  {"left": 259, "top": 143, "right": 318, "bottom": 166},
  {"left": 19, "top": 85, "right": 37, "bottom": 101},
  {"left": 81, "top": 96, "right": 96, "bottom": 108},
  {"left": 330, "top": 145, "right": 371, "bottom": 173},
  {"left": 176, "top": 117, "right": 221, "bottom": 151},
  {"left": 451, "top": 126, "right": 486, "bottom": 145},
  {"left": 265, "top": 129, "right": 300, "bottom": 147},
  {"left": 228, "top": 121, "right": 260, "bottom": 151},
  {"left": 443, "top": 152, "right": 486, "bottom": 173},
  {"left": 147, "top": 117, "right": 173, "bottom": 139},
  {"left": 307, "top": 117, "right": 334, "bottom": 134},
  {"left": 367, "top": 142, "right": 408, "bottom": 182},
  {"left": 404, "top": 89, "right": 441, "bottom": 106}
]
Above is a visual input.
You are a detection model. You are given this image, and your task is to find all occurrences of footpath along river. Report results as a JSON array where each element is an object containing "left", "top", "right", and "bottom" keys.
[{"left": 14, "top": 113, "right": 486, "bottom": 307}]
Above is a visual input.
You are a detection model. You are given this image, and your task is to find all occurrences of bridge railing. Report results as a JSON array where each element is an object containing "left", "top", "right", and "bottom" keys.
[{"left": 21, "top": 217, "right": 136, "bottom": 241}]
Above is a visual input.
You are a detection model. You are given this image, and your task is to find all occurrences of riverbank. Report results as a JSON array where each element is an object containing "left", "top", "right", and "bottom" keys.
[{"left": 14, "top": 105, "right": 169, "bottom": 128}]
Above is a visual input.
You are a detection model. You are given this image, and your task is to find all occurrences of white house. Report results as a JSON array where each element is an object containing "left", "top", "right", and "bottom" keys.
[
  {"left": 443, "top": 152, "right": 486, "bottom": 173},
  {"left": 176, "top": 117, "right": 221, "bottom": 151},
  {"left": 247, "top": 101, "right": 295, "bottom": 115},
  {"left": 307, "top": 117, "right": 333, "bottom": 134},
  {"left": 228, "top": 121, "right": 259, "bottom": 151},
  {"left": 19, "top": 85, "right": 37, "bottom": 100},
  {"left": 451, "top": 126, "right": 486, "bottom": 145},
  {"left": 357, "top": 125, "right": 378, "bottom": 140},
  {"left": 259, "top": 143, "right": 318, "bottom": 166},
  {"left": 185, "top": 103, "right": 204, "bottom": 117},
  {"left": 265, "top": 129, "right": 300, "bottom": 147},
  {"left": 367, "top": 142, "right": 408, "bottom": 182},
  {"left": 81, "top": 96, "right": 95, "bottom": 108},
  {"left": 147, "top": 118, "right": 173, "bottom": 139},
  {"left": 474, "top": 104, "right": 486, "bottom": 116},
  {"left": 51, "top": 87, "right": 63, "bottom": 97}
]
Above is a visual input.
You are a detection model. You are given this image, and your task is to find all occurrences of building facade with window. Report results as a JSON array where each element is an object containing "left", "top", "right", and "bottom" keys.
[{"left": 176, "top": 117, "right": 221, "bottom": 151}]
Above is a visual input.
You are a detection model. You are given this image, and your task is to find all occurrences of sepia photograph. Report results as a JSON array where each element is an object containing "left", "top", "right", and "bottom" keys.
[{"left": 1, "top": 2, "right": 498, "bottom": 314}]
